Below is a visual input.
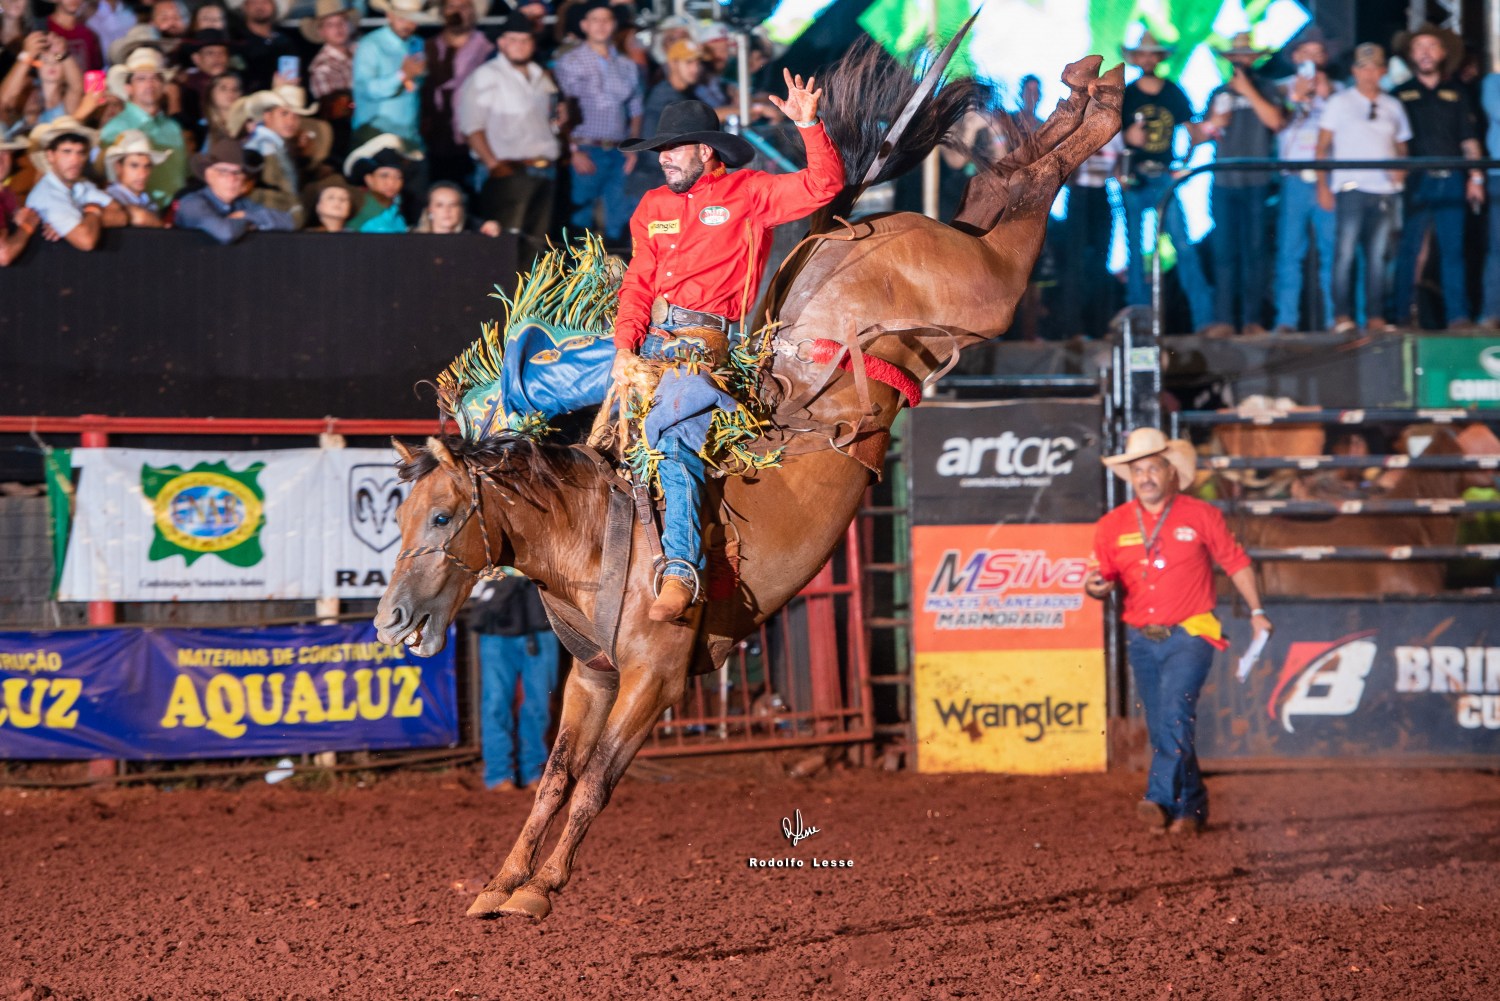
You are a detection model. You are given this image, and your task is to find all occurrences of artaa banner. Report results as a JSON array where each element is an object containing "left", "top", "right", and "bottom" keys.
[
  {"left": 1197, "top": 600, "right": 1500, "bottom": 762},
  {"left": 0, "top": 622, "right": 457, "bottom": 760},
  {"left": 57, "top": 447, "right": 409, "bottom": 601},
  {"left": 908, "top": 399, "right": 1103, "bottom": 526}
]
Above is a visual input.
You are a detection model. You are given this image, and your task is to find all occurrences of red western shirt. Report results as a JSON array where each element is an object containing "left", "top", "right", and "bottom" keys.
[
  {"left": 612, "top": 122, "right": 845, "bottom": 350},
  {"left": 1091, "top": 494, "right": 1250, "bottom": 628}
]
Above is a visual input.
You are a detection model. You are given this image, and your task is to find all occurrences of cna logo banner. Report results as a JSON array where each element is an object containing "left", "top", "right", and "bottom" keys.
[{"left": 59, "top": 448, "right": 409, "bottom": 602}]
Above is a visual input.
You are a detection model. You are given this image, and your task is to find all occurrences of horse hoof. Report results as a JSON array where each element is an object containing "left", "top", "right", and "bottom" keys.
[
  {"left": 465, "top": 889, "right": 514, "bottom": 919},
  {"left": 497, "top": 888, "right": 551, "bottom": 920}
]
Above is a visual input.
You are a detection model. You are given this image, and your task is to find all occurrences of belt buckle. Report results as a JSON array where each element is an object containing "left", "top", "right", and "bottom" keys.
[{"left": 1141, "top": 625, "right": 1172, "bottom": 642}]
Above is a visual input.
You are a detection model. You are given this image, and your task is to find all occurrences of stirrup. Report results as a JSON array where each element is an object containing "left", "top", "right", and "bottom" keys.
[{"left": 651, "top": 558, "right": 702, "bottom": 604}]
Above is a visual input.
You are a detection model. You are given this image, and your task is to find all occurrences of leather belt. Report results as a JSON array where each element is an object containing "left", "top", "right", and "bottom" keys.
[
  {"left": 664, "top": 303, "right": 728, "bottom": 332},
  {"left": 502, "top": 158, "right": 553, "bottom": 170},
  {"left": 1139, "top": 625, "right": 1172, "bottom": 642},
  {"left": 576, "top": 140, "right": 622, "bottom": 150}
]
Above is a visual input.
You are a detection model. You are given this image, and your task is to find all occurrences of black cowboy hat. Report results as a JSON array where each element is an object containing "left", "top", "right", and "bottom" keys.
[
  {"left": 181, "top": 28, "right": 241, "bottom": 55},
  {"left": 621, "top": 99, "right": 754, "bottom": 168},
  {"left": 191, "top": 137, "right": 264, "bottom": 181},
  {"left": 496, "top": 9, "right": 533, "bottom": 36},
  {"left": 565, "top": 0, "right": 622, "bottom": 39}
]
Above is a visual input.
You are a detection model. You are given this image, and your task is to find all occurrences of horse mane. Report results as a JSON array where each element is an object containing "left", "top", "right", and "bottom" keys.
[{"left": 397, "top": 433, "right": 599, "bottom": 511}]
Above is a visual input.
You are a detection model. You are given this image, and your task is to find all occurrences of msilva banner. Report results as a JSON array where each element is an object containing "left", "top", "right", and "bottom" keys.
[
  {"left": 912, "top": 523, "right": 1106, "bottom": 774},
  {"left": 57, "top": 447, "right": 409, "bottom": 601},
  {"left": 0, "top": 622, "right": 457, "bottom": 760},
  {"left": 1198, "top": 600, "right": 1500, "bottom": 762}
]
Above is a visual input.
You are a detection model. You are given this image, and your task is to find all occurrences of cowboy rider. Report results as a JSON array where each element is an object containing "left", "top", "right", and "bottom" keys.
[{"left": 610, "top": 71, "right": 845, "bottom": 623}]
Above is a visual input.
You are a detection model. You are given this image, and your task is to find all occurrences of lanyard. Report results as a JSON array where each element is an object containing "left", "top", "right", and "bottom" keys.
[{"left": 1133, "top": 497, "right": 1175, "bottom": 575}]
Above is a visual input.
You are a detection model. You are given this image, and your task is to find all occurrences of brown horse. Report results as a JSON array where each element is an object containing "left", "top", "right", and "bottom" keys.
[{"left": 375, "top": 50, "right": 1123, "bottom": 920}]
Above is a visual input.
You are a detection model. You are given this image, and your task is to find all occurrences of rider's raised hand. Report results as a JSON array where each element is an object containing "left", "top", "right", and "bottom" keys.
[{"left": 767, "top": 68, "right": 822, "bottom": 124}]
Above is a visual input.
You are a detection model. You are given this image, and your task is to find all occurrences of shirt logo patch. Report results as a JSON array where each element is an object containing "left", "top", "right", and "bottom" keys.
[
  {"left": 698, "top": 205, "right": 731, "bottom": 226},
  {"left": 647, "top": 218, "right": 680, "bottom": 237},
  {"left": 1174, "top": 526, "right": 1196, "bottom": 542},
  {"left": 1117, "top": 532, "right": 1144, "bottom": 547}
]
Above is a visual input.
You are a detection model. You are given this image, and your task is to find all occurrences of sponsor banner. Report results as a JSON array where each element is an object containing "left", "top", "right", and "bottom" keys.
[
  {"left": 908, "top": 399, "right": 1103, "bottom": 525},
  {"left": 0, "top": 622, "right": 457, "bottom": 760},
  {"left": 1415, "top": 337, "right": 1500, "bottom": 408},
  {"left": 914, "top": 650, "right": 1107, "bottom": 774},
  {"left": 912, "top": 523, "right": 1101, "bottom": 653},
  {"left": 57, "top": 448, "right": 409, "bottom": 601},
  {"left": 1197, "top": 601, "right": 1500, "bottom": 760}
]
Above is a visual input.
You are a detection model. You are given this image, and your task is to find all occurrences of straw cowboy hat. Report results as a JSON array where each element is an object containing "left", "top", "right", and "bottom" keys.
[
  {"left": 1121, "top": 30, "right": 1173, "bottom": 64},
  {"left": 26, "top": 115, "right": 99, "bottom": 173},
  {"left": 300, "top": 0, "right": 360, "bottom": 45},
  {"left": 104, "top": 129, "right": 173, "bottom": 169},
  {"left": 107, "top": 23, "right": 167, "bottom": 66},
  {"left": 0, "top": 132, "right": 28, "bottom": 154},
  {"left": 225, "top": 0, "right": 295, "bottom": 20},
  {"left": 1103, "top": 427, "right": 1196, "bottom": 492},
  {"left": 343, "top": 132, "right": 424, "bottom": 184},
  {"left": 191, "top": 137, "right": 264, "bottom": 181},
  {"left": 1392, "top": 22, "right": 1465, "bottom": 78},
  {"left": 106, "top": 46, "right": 174, "bottom": 101},
  {"left": 622, "top": 99, "right": 754, "bottom": 168},
  {"left": 370, "top": 0, "right": 441, "bottom": 24},
  {"left": 1214, "top": 31, "right": 1268, "bottom": 59}
]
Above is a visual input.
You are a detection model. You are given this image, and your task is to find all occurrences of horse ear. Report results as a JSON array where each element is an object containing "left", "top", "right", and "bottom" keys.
[
  {"left": 426, "top": 436, "right": 459, "bottom": 470},
  {"left": 391, "top": 438, "right": 415, "bottom": 463}
]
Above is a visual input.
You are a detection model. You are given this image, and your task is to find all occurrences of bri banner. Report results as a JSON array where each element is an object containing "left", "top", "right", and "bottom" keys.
[{"left": 0, "top": 622, "right": 458, "bottom": 760}]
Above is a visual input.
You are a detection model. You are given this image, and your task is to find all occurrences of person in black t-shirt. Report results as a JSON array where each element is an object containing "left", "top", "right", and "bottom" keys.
[
  {"left": 1120, "top": 32, "right": 1214, "bottom": 332},
  {"left": 1390, "top": 23, "right": 1484, "bottom": 328}
]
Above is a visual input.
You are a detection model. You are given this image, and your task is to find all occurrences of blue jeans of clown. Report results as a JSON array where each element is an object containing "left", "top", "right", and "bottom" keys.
[
  {"left": 1332, "top": 189, "right": 1399, "bottom": 325},
  {"left": 1483, "top": 175, "right": 1500, "bottom": 323},
  {"left": 1127, "top": 625, "right": 1215, "bottom": 823},
  {"left": 1394, "top": 172, "right": 1471, "bottom": 325},
  {"left": 568, "top": 144, "right": 631, "bottom": 243},
  {"left": 1123, "top": 172, "right": 1212, "bottom": 330},
  {"left": 478, "top": 630, "right": 560, "bottom": 788},
  {"left": 1212, "top": 182, "right": 1268, "bottom": 328},
  {"left": 1274, "top": 175, "right": 1336, "bottom": 330}
]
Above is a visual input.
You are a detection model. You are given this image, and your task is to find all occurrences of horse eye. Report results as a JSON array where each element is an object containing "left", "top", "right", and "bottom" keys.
[{"left": 433, "top": 513, "right": 451, "bottom": 527}]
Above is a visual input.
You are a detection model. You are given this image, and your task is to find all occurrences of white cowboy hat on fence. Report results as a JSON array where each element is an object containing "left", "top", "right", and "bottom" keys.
[
  {"left": 104, "top": 129, "right": 173, "bottom": 169},
  {"left": 1103, "top": 427, "right": 1196, "bottom": 491}
]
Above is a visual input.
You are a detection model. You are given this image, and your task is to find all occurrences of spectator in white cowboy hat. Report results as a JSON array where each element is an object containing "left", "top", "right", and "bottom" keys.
[
  {"left": 353, "top": 0, "right": 439, "bottom": 150},
  {"left": 240, "top": 83, "right": 328, "bottom": 225},
  {"left": 24, "top": 115, "right": 127, "bottom": 249},
  {"left": 646, "top": 14, "right": 696, "bottom": 80},
  {"left": 87, "top": 0, "right": 140, "bottom": 64},
  {"left": 100, "top": 46, "right": 187, "bottom": 209},
  {"left": 103, "top": 129, "right": 168, "bottom": 227},
  {"left": 1272, "top": 24, "right": 1341, "bottom": 333},
  {"left": 0, "top": 132, "right": 42, "bottom": 265},
  {"left": 456, "top": 9, "right": 559, "bottom": 247},
  {"left": 344, "top": 131, "right": 421, "bottom": 231},
  {"left": 422, "top": 0, "right": 492, "bottom": 187},
  {"left": 303, "top": 0, "right": 359, "bottom": 101},
  {"left": 228, "top": 0, "right": 300, "bottom": 93},
  {"left": 174, "top": 136, "right": 292, "bottom": 242},
  {"left": 45, "top": 0, "right": 102, "bottom": 73}
]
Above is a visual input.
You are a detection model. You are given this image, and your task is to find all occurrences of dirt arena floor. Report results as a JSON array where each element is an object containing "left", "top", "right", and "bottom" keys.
[{"left": 2, "top": 756, "right": 1497, "bottom": 1000}]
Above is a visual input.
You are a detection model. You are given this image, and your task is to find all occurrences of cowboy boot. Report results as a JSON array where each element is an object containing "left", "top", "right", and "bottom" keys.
[{"left": 649, "top": 578, "right": 695, "bottom": 622}]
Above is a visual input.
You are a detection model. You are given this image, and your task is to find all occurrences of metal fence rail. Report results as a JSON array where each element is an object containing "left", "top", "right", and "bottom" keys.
[
  {"left": 1177, "top": 408, "right": 1499, "bottom": 428},
  {"left": 1215, "top": 498, "right": 1500, "bottom": 515},
  {"left": 1248, "top": 544, "right": 1500, "bottom": 561},
  {"left": 1205, "top": 454, "right": 1500, "bottom": 471}
]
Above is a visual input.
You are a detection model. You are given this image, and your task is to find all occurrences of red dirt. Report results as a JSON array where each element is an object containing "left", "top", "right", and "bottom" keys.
[{"left": 2, "top": 759, "right": 1498, "bottom": 1000}]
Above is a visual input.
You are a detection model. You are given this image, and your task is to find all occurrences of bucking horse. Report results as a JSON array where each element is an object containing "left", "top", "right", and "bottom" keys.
[{"left": 374, "top": 36, "right": 1124, "bottom": 919}]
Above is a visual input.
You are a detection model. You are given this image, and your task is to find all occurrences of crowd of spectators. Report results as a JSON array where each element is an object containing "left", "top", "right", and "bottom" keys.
[{"left": 0, "top": 0, "right": 784, "bottom": 253}]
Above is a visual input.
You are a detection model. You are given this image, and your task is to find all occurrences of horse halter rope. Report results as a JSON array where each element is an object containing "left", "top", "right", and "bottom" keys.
[{"left": 395, "top": 462, "right": 510, "bottom": 581}]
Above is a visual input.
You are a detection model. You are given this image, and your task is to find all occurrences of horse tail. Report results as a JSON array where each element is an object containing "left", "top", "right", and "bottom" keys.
[{"left": 811, "top": 33, "right": 988, "bottom": 228}]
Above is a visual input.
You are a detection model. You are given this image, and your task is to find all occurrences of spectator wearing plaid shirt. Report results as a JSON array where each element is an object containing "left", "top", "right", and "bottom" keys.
[{"left": 552, "top": 0, "right": 642, "bottom": 246}]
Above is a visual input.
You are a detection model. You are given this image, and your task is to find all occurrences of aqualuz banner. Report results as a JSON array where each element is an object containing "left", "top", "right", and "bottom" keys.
[
  {"left": 912, "top": 523, "right": 1107, "bottom": 775},
  {"left": 0, "top": 622, "right": 457, "bottom": 760},
  {"left": 57, "top": 447, "right": 410, "bottom": 601},
  {"left": 1197, "top": 601, "right": 1500, "bottom": 762},
  {"left": 908, "top": 399, "right": 1103, "bottom": 526}
]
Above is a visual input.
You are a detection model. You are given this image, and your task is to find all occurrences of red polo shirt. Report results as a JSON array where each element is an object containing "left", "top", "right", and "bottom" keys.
[
  {"left": 1091, "top": 494, "right": 1250, "bottom": 627},
  {"left": 612, "top": 122, "right": 845, "bottom": 349}
]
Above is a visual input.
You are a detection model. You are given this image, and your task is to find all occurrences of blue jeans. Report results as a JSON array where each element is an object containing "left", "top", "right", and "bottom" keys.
[
  {"left": 1333, "top": 190, "right": 1398, "bottom": 324},
  {"left": 1274, "top": 175, "right": 1335, "bottom": 330},
  {"left": 478, "top": 630, "right": 560, "bottom": 788},
  {"left": 1212, "top": 183, "right": 1268, "bottom": 327},
  {"left": 1128, "top": 626, "right": 1215, "bottom": 823},
  {"left": 1123, "top": 172, "right": 1212, "bottom": 330},
  {"left": 1483, "top": 175, "right": 1500, "bottom": 323},
  {"left": 568, "top": 144, "right": 631, "bottom": 242},
  {"left": 1394, "top": 173, "right": 1471, "bottom": 325}
]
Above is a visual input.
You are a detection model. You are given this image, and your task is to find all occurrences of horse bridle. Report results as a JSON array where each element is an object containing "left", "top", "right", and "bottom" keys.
[{"left": 394, "top": 461, "right": 510, "bottom": 581}]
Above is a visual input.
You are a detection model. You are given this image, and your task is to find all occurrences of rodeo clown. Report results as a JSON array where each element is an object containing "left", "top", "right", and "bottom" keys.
[{"left": 608, "top": 71, "right": 845, "bottom": 623}]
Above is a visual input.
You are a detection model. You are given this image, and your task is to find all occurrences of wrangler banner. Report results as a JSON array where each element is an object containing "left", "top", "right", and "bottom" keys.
[
  {"left": 908, "top": 398, "right": 1106, "bottom": 774},
  {"left": 1198, "top": 600, "right": 1500, "bottom": 762},
  {"left": 56, "top": 447, "right": 408, "bottom": 601},
  {"left": 0, "top": 622, "right": 458, "bottom": 760}
]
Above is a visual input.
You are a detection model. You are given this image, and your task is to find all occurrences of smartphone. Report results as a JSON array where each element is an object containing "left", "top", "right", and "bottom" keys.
[
  {"left": 277, "top": 54, "right": 300, "bottom": 83},
  {"left": 84, "top": 69, "right": 106, "bottom": 94},
  {"left": 1297, "top": 60, "right": 1316, "bottom": 79}
]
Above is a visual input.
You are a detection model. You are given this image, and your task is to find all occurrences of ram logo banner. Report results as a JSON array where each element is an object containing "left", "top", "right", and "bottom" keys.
[
  {"left": 143, "top": 460, "right": 266, "bottom": 567},
  {"left": 349, "top": 465, "right": 406, "bottom": 553},
  {"left": 1267, "top": 633, "right": 1378, "bottom": 732}
]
